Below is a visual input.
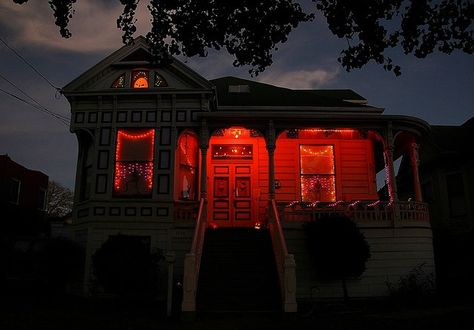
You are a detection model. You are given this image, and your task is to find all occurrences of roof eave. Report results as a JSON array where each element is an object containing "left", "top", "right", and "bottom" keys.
[{"left": 214, "top": 105, "right": 384, "bottom": 113}]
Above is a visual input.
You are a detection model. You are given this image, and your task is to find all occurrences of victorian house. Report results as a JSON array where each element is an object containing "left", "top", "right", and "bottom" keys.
[{"left": 64, "top": 37, "right": 434, "bottom": 312}]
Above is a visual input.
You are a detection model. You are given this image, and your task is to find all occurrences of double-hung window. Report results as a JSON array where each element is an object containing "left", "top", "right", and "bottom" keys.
[{"left": 300, "top": 145, "right": 336, "bottom": 202}]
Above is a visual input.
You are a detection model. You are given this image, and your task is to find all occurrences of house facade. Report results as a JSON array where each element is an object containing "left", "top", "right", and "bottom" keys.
[{"left": 64, "top": 37, "right": 434, "bottom": 312}]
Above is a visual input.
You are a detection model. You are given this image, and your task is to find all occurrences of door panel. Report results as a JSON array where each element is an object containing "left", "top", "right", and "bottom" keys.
[{"left": 210, "top": 164, "right": 255, "bottom": 227}]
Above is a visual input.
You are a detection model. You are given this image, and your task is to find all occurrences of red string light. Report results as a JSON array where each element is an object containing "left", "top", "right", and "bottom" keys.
[{"left": 114, "top": 129, "right": 155, "bottom": 194}]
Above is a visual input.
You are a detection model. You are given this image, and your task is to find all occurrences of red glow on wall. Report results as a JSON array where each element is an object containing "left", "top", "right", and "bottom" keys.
[{"left": 114, "top": 129, "right": 155, "bottom": 196}]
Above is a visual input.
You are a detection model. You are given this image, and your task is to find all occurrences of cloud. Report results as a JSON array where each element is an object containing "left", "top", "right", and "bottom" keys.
[
  {"left": 257, "top": 67, "right": 340, "bottom": 89},
  {"left": 0, "top": 1, "right": 153, "bottom": 53}
]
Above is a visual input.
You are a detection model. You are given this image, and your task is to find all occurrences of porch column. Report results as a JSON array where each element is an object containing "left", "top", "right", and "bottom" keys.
[
  {"left": 199, "top": 120, "right": 210, "bottom": 199},
  {"left": 383, "top": 124, "right": 399, "bottom": 204},
  {"left": 409, "top": 142, "right": 423, "bottom": 202},
  {"left": 265, "top": 120, "right": 276, "bottom": 200}
]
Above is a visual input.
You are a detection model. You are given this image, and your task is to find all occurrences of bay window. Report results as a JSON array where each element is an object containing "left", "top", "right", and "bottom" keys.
[{"left": 114, "top": 129, "right": 155, "bottom": 197}]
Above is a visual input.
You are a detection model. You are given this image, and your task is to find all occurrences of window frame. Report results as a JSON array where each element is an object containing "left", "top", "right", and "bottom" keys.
[
  {"left": 299, "top": 144, "right": 337, "bottom": 202},
  {"left": 9, "top": 178, "right": 21, "bottom": 205},
  {"left": 38, "top": 187, "right": 47, "bottom": 211},
  {"left": 113, "top": 128, "right": 156, "bottom": 198}
]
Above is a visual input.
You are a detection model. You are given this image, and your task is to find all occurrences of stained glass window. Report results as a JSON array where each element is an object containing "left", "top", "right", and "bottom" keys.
[
  {"left": 132, "top": 70, "right": 149, "bottom": 88},
  {"left": 111, "top": 74, "right": 125, "bottom": 88},
  {"left": 300, "top": 145, "right": 336, "bottom": 202},
  {"left": 212, "top": 145, "right": 253, "bottom": 159},
  {"left": 114, "top": 129, "right": 155, "bottom": 197},
  {"left": 154, "top": 72, "right": 168, "bottom": 87}
]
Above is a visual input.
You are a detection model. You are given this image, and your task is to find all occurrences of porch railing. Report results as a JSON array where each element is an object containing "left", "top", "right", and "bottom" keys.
[
  {"left": 278, "top": 200, "right": 430, "bottom": 226},
  {"left": 181, "top": 198, "right": 207, "bottom": 312},
  {"left": 174, "top": 200, "right": 199, "bottom": 223},
  {"left": 268, "top": 199, "right": 297, "bottom": 312}
]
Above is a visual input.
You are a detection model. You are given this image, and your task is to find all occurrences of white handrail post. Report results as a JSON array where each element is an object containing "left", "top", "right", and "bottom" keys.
[
  {"left": 181, "top": 253, "right": 196, "bottom": 312},
  {"left": 283, "top": 254, "right": 297, "bottom": 312},
  {"left": 166, "top": 251, "right": 176, "bottom": 317},
  {"left": 269, "top": 199, "right": 298, "bottom": 313}
]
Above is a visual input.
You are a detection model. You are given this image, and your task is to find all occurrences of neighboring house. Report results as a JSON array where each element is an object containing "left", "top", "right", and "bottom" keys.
[
  {"left": 0, "top": 154, "right": 49, "bottom": 237},
  {"left": 63, "top": 37, "right": 434, "bottom": 312},
  {"left": 417, "top": 118, "right": 474, "bottom": 295},
  {"left": 0, "top": 155, "right": 49, "bottom": 290}
]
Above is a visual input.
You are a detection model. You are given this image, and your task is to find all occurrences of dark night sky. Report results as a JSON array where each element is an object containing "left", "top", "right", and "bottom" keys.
[{"left": 0, "top": 1, "right": 473, "bottom": 189}]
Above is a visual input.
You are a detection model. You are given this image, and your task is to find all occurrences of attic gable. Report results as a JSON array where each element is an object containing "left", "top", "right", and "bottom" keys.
[{"left": 62, "top": 36, "right": 213, "bottom": 94}]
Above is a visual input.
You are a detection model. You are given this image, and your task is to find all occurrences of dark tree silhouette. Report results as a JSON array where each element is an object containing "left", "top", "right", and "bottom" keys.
[
  {"left": 12, "top": 1, "right": 473, "bottom": 75},
  {"left": 304, "top": 214, "right": 370, "bottom": 301}
]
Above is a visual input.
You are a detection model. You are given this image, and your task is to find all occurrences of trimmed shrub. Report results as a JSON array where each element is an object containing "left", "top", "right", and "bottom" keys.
[
  {"left": 92, "top": 235, "right": 162, "bottom": 298},
  {"left": 304, "top": 214, "right": 371, "bottom": 300},
  {"left": 33, "top": 237, "right": 85, "bottom": 293}
]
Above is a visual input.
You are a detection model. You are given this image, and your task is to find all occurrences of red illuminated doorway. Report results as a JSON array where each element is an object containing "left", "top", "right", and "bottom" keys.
[
  {"left": 210, "top": 164, "right": 254, "bottom": 227},
  {"left": 208, "top": 129, "right": 259, "bottom": 228}
]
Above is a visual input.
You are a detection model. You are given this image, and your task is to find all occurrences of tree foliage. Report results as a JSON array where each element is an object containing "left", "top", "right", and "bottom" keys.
[
  {"left": 12, "top": 0, "right": 473, "bottom": 75},
  {"left": 304, "top": 214, "right": 370, "bottom": 300},
  {"left": 47, "top": 180, "right": 73, "bottom": 217}
]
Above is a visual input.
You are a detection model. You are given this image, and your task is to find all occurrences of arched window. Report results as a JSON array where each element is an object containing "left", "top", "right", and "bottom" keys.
[
  {"left": 111, "top": 73, "right": 125, "bottom": 88},
  {"left": 176, "top": 130, "right": 198, "bottom": 200},
  {"left": 154, "top": 72, "right": 168, "bottom": 87},
  {"left": 132, "top": 70, "right": 149, "bottom": 88}
]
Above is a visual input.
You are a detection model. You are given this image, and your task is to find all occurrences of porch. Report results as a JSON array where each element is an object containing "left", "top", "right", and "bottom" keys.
[{"left": 175, "top": 116, "right": 432, "bottom": 313}]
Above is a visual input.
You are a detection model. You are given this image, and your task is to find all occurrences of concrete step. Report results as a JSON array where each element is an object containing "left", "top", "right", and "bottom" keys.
[{"left": 197, "top": 228, "right": 281, "bottom": 312}]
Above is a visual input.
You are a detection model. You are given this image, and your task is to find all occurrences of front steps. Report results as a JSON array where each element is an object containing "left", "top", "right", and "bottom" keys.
[{"left": 196, "top": 228, "right": 281, "bottom": 311}]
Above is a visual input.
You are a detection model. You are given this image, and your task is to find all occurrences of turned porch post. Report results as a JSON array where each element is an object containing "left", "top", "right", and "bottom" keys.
[
  {"left": 383, "top": 124, "right": 400, "bottom": 224},
  {"left": 266, "top": 120, "right": 276, "bottom": 200},
  {"left": 409, "top": 142, "right": 423, "bottom": 202},
  {"left": 383, "top": 124, "right": 399, "bottom": 204},
  {"left": 199, "top": 120, "right": 209, "bottom": 199}
]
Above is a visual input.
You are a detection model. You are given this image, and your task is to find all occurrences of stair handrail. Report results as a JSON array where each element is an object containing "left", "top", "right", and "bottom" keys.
[
  {"left": 269, "top": 199, "right": 297, "bottom": 312},
  {"left": 182, "top": 197, "right": 207, "bottom": 312}
]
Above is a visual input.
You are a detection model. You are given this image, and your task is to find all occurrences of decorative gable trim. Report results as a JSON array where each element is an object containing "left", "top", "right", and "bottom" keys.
[{"left": 63, "top": 36, "right": 213, "bottom": 94}]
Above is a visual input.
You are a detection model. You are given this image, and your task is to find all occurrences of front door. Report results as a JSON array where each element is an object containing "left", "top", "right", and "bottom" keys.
[{"left": 209, "top": 164, "right": 255, "bottom": 228}]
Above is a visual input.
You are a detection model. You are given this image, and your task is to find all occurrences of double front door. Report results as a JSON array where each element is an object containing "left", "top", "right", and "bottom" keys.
[{"left": 209, "top": 164, "right": 256, "bottom": 227}]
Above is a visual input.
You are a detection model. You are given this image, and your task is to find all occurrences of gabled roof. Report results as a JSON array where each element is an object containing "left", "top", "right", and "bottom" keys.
[
  {"left": 63, "top": 36, "right": 214, "bottom": 93},
  {"left": 210, "top": 76, "right": 378, "bottom": 111}
]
